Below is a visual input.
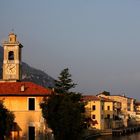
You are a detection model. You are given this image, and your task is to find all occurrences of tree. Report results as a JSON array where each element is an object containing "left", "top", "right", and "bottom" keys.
[
  {"left": 0, "top": 100, "right": 15, "bottom": 140},
  {"left": 55, "top": 68, "right": 76, "bottom": 94},
  {"left": 101, "top": 91, "right": 110, "bottom": 96},
  {"left": 40, "top": 68, "right": 85, "bottom": 140}
]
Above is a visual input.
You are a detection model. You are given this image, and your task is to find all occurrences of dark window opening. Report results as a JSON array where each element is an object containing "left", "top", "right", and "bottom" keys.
[
  {"left": 102, "top": 105, "right": 104, "bottom": 110},
  {"left": 92, "top": 115, "right": 96, "bottom": 119},
  {"left": 107, "top": 114, "right": 110, "bottom": 119},
  {"left": 28, "top": 98, "right": 35, "bottom": 110},
  {"left": 8, "top": 51, "right": 14, "bottom": 60},
  {"left": 92, "top": 105, "right": 96, "bottom": 110},
  {"left": 107, "top": 106, "right": 110, "bottom": 110}
]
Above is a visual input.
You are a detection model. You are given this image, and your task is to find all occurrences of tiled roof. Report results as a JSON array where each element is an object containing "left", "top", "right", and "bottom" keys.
[
  {"left": 0, "top": 81, "right": 52, "bottom": 96},
  {"left": 135, "top": 102, "right": 140, "bottom": 106},
  {"left": 99, "top": 97, "right": 114, "bottom": 102},
  {"left": 96, "top": 93, "right": 134, "bottom": 100},
  {"left": 82, "top": 95, "right": 115, "bottom": 102},
  {"left": 82, "top": 95, "right": 100, "bottom": 101}
]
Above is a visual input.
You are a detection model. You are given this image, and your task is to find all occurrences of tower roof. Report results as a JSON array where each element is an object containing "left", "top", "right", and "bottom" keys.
[{"left": 3, "top": 32, "right": 23, "bottom": 48}]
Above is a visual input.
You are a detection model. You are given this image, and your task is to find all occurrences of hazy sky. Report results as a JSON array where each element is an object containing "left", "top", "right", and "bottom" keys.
[{"left": 1, "top": 0, "right": 140, "bottom": 99}]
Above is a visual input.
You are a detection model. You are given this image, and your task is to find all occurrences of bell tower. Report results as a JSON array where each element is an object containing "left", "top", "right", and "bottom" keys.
[{"left": 2, "top": 33, "right": 23, "bottom": 81}]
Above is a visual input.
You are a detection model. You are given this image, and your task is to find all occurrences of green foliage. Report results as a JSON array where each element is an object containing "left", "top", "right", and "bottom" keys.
[
  {"left": 0, "top": 100, "right": 15, "bottom": 139},
  {"left": 40, "top": 68, "right": 85, "bottom": 140},
  {"left": 101, "top": 91, "right": 110, "bottom": 96},
  {"left": 41, "top": 94, "right": 85, "bottom": 140},
  {"left": 55, "top": 68, "right": 76, "bottom": 94}
]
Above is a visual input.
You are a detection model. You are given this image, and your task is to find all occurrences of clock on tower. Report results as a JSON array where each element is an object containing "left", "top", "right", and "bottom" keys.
[{"left": 2, "top": 33, "right": 23, "bottom": 81}]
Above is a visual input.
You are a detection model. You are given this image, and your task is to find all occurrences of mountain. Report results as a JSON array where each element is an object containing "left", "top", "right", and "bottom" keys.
[
  {"left": 21, "top": 62, "right": 55, "bottom": 88},
  {"left": 0, "top": 46, "right": 55, "bottom": 88}
]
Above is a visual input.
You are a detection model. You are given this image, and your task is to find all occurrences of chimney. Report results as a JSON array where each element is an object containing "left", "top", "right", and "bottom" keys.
[{"left": 21, "top": 85, "right": 25, "bottom": 92}]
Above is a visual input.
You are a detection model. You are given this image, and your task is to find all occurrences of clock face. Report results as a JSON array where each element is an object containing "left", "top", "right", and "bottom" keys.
[{"left": 6, "top": 64, "right": 16, "bottom": 74}]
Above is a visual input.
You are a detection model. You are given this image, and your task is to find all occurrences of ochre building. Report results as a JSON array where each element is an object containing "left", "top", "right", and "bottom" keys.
[{"left": 0, "top": 33, "right": 52, "bottom": 140}]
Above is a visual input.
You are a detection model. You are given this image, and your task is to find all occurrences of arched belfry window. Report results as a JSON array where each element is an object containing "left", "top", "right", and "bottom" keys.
[{"left": 8, "top": 51, "right": 14, "bottom": 60}]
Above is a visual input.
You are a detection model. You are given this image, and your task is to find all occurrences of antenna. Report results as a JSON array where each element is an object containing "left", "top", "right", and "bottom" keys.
[{"left": 11, "top": 28, "right": 14, "bottom": 33}]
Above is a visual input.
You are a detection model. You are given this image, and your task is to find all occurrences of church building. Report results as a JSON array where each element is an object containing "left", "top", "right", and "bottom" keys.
[{"left": 0, "top": 33, "right": 52, "bottom": 140}]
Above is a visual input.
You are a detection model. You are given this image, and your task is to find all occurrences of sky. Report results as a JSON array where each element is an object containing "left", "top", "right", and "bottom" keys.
[{"left": 1, "top": 0, "right": 140, "bottom": 99}]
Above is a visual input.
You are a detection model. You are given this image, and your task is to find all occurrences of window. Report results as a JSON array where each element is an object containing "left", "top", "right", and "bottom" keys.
[
  {"left": 113, "top": 106, "right": 115, "bottom": 110},
  {"left": 127, "top": 107, "right": 131, "bottom": 111},
  {"left": 107, "top": 106, "right": 110, "bottom": 110},
  {"left": 92, "top": 115, "right": 96, "bottom": 119},
  {"left": 8, "top": 51, "right": 14, "bottom": 60},
  {"left": 127, "top": 103, "right": 131, "bottom": 111},
  {"left": 113, "top": 115, "right": 115, "bottom": 119},
  {"left": 28, "top": 98, "right": 35, "bottom": 110},
  {"left": 92, "top": 105, "right": 96, "bottom": 110},
  {"left": 102, "top": 105, "right": 104, "bottom": 110},
  {"left": 107, "top": 114, "right": 110, "bottom": 119}
]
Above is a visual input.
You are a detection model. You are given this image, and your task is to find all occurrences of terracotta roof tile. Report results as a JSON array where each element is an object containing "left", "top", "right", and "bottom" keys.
[
  {"left": 82, "top": 95, "right": 100, "bottom": 101},
  {"left": 0, "top": 81, "right": 52, "bottom": 96},
  {"left": 135, "top": 102, "right": 140, "bottom": 106},
  {"left": 99, "top": 97, "right": 114, "bottom": 102},
  {"left": 82, "top": 95, "right": 115, "bottom": 102}
]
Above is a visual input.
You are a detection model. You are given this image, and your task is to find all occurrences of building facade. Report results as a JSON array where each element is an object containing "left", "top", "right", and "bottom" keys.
[
  {"left": 83, "top": 95, "right": 123, "bottom": 130},
  {"left": 83, "top": 95, "right": 104, "bottom": 130},
  {"left": 97, "top": 93, "right": 136, "bottom": 127},
  {"left": 0, "top": 33, "right": 52, "bottom": 140},
  {"left": 2, "top": 32, "right": 23, "bottom": 81}
]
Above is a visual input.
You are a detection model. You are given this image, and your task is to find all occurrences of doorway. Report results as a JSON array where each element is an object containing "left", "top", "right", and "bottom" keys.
[{"left": 28, "top": 126, "right": 35, "bottom": 140}]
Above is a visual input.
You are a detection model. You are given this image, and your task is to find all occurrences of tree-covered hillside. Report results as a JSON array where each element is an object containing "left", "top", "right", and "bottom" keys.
[{"left": 0, "top": 46, "right": 55, "bottom": 88}]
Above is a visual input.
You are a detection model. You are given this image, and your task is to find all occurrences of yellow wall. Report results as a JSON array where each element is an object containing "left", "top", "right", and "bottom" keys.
[
  {"left": 104, "top": 101, "right": 113, "bottom": 119},
  {"left": 98, "top": 94, "right": 134, "bottom": 113},
  {"left": 136, "top": 105, "right": 140, "bottom": 112},
  {"left": 0, "top": 96, "right": 46, "bottom": 140},
  {"left": 85, "top": 100, "right": 104, "bottom": 130},
  {"left": 136, "top": 104, "right": 140, "bottom": 119},
  {"left": 97, "top": 94, "right": 136, "bottom": 127},
  {"left": 3, "top": 33, "right": 22, "bottom": 80},
  {"left": 3, "top": 46, "right": 21, "bottom": 80}
]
